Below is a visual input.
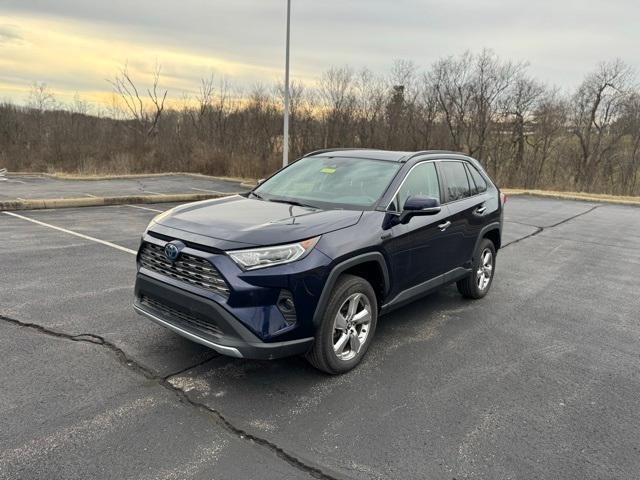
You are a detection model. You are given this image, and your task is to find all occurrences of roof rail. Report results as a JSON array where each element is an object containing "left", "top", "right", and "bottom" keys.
[
  {"left": 398, "top": 150, "right": 467, "bottom": 162},
  {"left": 303, "top": 148, "right": 367, "bottom": 158}
]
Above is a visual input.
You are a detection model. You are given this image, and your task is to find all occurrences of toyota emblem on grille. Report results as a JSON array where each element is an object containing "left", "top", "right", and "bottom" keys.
[{"left": 164, "top": 241, "right": 183, "bottom": 262}]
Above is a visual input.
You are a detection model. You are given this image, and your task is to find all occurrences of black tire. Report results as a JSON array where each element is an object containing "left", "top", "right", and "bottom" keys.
[
  {"left": 306, "top": 274, "right": 378, "bottom": 374},
  {"left": 457, "top": 238, "right": 496, "bottom": 299}
]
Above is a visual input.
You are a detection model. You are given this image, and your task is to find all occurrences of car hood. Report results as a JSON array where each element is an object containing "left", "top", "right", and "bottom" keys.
[{"left": 154, "top": 195, "right": 363, "bottom": 247}]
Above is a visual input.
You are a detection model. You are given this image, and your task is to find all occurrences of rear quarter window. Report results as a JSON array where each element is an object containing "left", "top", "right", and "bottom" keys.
[{"left": 467, "top": 164, "right": 488, "bottom": 194}]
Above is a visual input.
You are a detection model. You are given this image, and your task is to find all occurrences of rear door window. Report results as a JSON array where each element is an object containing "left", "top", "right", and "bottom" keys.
[{"left": 440, "top": 161, "right": 471, "bottom": 202}]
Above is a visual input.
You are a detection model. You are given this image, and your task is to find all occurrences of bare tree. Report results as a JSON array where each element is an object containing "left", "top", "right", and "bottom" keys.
[
  {"left": 71, "top": 92, "right": 90, "bottom": 115},
  {"left": 618, "top": 93, "right": 640, "bottom": 194},
  {"left": 415, "top": 77, "right": 440, "bottom": 149},
  {"left": 354, "top": 68, "right": 386, "bottom": 147},
  {"left": 197, "top": 74, "right": 215, "bottom": 117},
  {"left": 109, "top": 62, "right": 167, "bottom": 137},
  {"left": 276, "top": 79, "right": 308, "bottom": 157},
  {"left": 570, "top": 59, "right": 633, "bottom": 190},
  {"left": 503, "top": 74, "right": 545, "bottom": 185},
  {"left": 3, "top": 53, "right": 640, "bottom": 195},
  {"left": 468, "top": 50, "right": 524, "bottom": 165},
  {"left": 430, "top": 52, "right": 475, "bottom": 152},
  {"left": 319, "top": 66, "right": 356, "bottom": 147},
  {"left": 525, "top": 90, "right": 567, "bottom": 189},
  {"left": 28, "top": 82, "right": 56, "bottom": 111}
]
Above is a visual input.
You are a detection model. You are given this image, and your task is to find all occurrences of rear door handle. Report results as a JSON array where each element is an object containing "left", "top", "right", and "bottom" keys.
[
  {"left": 438, "top": 221, "right": 451, "bottom": 231},
  {"left": 475, "top": 206, "right": 486, "bottom": 214}
]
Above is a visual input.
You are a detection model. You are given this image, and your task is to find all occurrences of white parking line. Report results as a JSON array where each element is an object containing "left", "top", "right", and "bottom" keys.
[
  {"left": 2, "top": 211, "right": 137, "bottom": 255},
  {"left": 84, "top": 193, "right": 98, "bottom": 198},
  {"left": 122, "top": 204, "right": 164, "bottom": 213},
  {"left": 144, "top": 190, "right": 163, "bottom": 195}
]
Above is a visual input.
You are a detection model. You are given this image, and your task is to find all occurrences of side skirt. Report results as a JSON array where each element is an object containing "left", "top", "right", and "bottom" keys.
[{"left": 380, "top": 267, "right": 471, "bottom": 315}]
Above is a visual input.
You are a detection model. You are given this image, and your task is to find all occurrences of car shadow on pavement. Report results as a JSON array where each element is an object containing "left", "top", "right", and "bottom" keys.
[{"left": 171, "top": 285, "right": 468, "bottom": 386}]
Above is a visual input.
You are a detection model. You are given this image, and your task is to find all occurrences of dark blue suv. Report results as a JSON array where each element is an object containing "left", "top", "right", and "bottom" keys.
[{"left": 134, "top": 149, "right": 504, "bottom": 373}]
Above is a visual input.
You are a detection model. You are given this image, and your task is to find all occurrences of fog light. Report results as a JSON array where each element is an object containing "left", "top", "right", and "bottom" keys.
[{"left": 277, "top": 290, "right": 297, "bottom": 326}]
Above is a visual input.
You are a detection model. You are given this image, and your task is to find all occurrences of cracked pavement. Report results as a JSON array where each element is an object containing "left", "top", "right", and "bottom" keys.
[{"left": 1, "top": 196, "right": 640, "bottom": 479}]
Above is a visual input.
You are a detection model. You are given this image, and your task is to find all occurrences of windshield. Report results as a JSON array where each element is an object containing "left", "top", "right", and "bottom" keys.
[{"left": 253, "top": 156, "right": 400, "bottom": 209}]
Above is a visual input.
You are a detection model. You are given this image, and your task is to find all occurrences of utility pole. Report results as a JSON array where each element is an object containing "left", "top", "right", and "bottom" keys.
[{"left": 282, "top": 0, "right": 291, "bottom": 167}]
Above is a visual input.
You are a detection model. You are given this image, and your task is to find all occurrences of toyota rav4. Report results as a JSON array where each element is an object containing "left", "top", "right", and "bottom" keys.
[{"left": 134, "top": 149, "right": 504, "bottom": 373}]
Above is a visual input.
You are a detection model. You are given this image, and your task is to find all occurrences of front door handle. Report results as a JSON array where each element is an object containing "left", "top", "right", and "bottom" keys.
[
  {"left": 438, "top": 221, "right": 451, "bottom": 231},
  {"left": 475, "top": 205, "right": 487, "bottom": 214}
]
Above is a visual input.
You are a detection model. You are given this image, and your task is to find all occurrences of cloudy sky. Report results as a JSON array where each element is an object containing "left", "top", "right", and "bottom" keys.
[{"left": 0, "top": 0, "right": 638, "bottom": 107}]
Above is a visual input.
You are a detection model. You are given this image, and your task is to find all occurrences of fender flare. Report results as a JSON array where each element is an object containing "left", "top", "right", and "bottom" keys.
[
  {"left": 312, "top": 252, "right": 390, "bottom": 327},
  {"left": 474, "top": 222, "right": 502, "bottom": 254}
]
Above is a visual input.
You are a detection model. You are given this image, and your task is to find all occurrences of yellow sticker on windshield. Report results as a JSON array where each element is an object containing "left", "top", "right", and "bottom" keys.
[{"left": 320, "top": 167, "right": 336, "bottom": 174}]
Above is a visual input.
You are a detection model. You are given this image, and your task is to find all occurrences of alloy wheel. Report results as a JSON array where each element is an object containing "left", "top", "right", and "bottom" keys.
[
  {"left": 476, "top": 248, "right": 493, "bottom": 291},
  {"left": 332, "top": 293, "right": 372, "bottom": 361}
]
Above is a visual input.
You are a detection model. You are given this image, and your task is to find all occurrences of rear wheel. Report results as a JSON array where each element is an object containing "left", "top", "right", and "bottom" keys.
[
  {"left": 457, "top": 238, "right": 496, "bottom": 299},
  {"left": 306, "top": 274, "right": 377, "bottom": 374}
]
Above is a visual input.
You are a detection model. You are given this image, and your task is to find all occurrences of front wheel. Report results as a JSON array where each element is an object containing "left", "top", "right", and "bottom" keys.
[
  {"left": 457, "top": 239, "right": 496, "bottom": 299},
  {"left": 306, "top": 274, "right": 378, "bottom": 374}
]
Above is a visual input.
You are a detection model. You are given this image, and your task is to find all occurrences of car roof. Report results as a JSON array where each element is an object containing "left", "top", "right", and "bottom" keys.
[{"left": 304, "top": 148, "right": 467, "bottom": 162}]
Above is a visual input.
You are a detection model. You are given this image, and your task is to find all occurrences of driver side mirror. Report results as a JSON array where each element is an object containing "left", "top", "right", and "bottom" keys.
[
  {"left": 257, "top": 178, "right": 266, "bottom": 186},
  {"left": 399, "top": 195, "right": 441, "bottom": 224}
]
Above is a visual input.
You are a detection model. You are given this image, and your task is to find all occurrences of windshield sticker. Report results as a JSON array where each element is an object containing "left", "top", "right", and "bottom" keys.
[{"left": 320, "top": 167, "right": 336, "bottom": 174}]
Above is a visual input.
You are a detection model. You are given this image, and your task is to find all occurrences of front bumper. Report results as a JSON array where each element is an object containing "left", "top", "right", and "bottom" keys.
[{"left": 134, "top": 273, "right": 314, "bottom": 360}]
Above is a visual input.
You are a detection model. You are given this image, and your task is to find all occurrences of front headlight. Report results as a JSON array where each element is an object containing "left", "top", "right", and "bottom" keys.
[{"left": 228, "top": 237, "right": 320, "bottom": 270}]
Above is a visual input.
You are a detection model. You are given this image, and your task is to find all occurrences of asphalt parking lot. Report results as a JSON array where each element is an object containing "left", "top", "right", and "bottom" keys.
[
  {"left": 1, "top": 196, "right": 639, "bottom": 479},
  {"left": 0, "top": 174, "right": 244, "bottom": 201}
]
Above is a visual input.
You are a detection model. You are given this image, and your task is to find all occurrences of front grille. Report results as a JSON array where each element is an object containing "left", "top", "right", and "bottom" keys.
[
  {"left": 140, "top": 295, "right": 223, "bottom": 337},
  {"left": 139, "top": 242, "right": 230, "bottom": 298},
  {"left": 147, "top": 230, "right": 223, "bottom": 255}
]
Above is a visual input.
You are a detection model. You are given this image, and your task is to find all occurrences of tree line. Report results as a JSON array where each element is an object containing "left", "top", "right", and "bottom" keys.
[{"left": 1, "top": 50, "right": 639, "bottom": 195}]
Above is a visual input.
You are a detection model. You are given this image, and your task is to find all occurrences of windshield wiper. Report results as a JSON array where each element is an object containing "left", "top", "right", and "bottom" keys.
[
  {"left": 268, "top": 198, "right": 318, "bottom": 209},
  {"left": 250, "top": 191, "right": 317, "bottom": 209}
]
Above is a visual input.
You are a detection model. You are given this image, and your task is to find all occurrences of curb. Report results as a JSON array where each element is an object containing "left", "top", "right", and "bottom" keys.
[
  {"left": 3, "top": 186, "right": 636, "bottom": 212},
  {"left": 502, "top": 189, "right": 640, "bottom": 206},
  {"left": 0, "top": 193, "right": 229, "bottom": 212},
  {"left": 7, "top": 171, "right": 256, "bottom": 186}
]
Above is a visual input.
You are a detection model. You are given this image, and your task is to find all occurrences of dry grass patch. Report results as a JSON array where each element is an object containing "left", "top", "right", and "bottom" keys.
[{"left": 503, "top": 188, "right": 640, "bottom": 206}]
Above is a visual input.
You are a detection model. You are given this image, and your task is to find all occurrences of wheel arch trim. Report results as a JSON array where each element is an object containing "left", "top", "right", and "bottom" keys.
[
  {"left": 475, "top": 222, "right": 502, "bottom": 253},
  {"left": 312, "top": 252, "right": 390, "bottom": 327}
]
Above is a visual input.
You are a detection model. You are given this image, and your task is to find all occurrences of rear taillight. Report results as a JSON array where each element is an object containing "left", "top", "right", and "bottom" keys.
[{"left": 500, "top": 192, "right": 507, "bottom": 206}]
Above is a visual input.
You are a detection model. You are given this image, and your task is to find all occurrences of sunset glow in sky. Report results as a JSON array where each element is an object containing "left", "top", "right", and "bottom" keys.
[
  {"left": 0, "top": 12, "right": 283, "bottom": 107},
  {"left": 1, "top": 0, "right": 638, "bottom": 109}
]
